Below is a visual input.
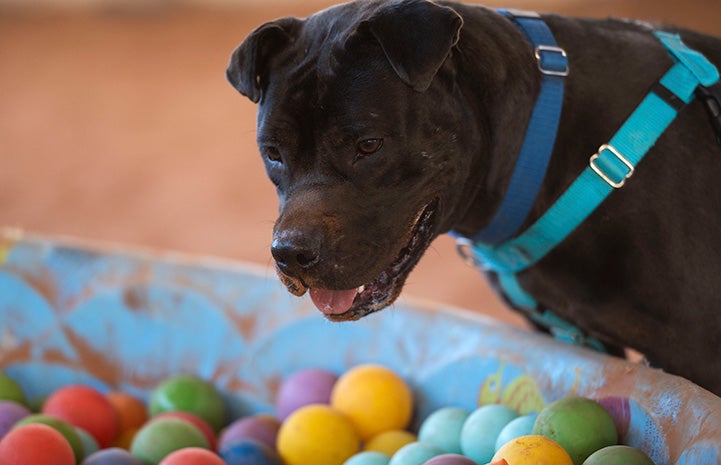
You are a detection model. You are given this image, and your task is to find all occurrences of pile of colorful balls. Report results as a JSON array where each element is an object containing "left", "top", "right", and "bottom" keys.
[{"left": 0, "top": 364, "right": 655, "bottom": 465}]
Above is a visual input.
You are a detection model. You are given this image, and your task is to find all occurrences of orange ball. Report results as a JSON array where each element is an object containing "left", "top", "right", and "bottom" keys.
[
  {"left": 106, "top": 391, "right": 148, "bottom": 433},
  {"left": 492, "top": 435, "right": 573, "bottom": 465},
  {"left": 43, "top": 384, "right": 119, "bottom": 448}
]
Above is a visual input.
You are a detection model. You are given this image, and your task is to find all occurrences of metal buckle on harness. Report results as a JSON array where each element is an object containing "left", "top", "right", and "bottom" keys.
[
  {"left": 535, "top": 45, "right": 569, "bottom": 77},
  {"left": 589, "top": 144, "right": 635, "bottom": 188}
]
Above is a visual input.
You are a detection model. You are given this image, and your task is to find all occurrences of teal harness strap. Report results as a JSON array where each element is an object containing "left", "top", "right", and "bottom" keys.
[{"left": 460, "top": 31, "right": 721, "bottom": 351}]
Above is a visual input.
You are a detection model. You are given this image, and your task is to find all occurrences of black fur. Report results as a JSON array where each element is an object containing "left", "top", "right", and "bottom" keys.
[{"left": 227, "top": 0, "right": 721, "bottom": 395}]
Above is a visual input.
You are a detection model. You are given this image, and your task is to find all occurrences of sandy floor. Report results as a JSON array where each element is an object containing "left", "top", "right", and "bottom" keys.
[{"left": 1, "top": 0, "right": 719, "bottom": 326}]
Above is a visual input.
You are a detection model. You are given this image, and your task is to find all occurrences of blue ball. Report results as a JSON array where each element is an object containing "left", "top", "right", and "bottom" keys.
[
  {"left": 460, "top": 405, "right": 518, "bottom": 464},
  {"left": 219, "top": 438, "right": 283, "bottom": 465},
  {"left": 494, "top": 413, "right": 538, "bottom": 452},
  {"left": 389, "top": 442, "right": 445, "bottom": 465},
  {"left": 418, "top": 407, "right": 470, "bottom": 454},
  {"left": 344, "top": 451, "right": 391, "bottom": 465},
  {"left": 80, "top": 448, "right": 144, "bottom": 465}
]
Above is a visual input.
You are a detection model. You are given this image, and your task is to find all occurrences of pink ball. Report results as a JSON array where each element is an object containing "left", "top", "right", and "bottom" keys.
[
  {"left": 218, "top": 414, "right": 281, "bottom": 451},
  {"left": 43, "top": 384, "right": 119, "bottom": 448},
  {"left": 0, "top": 423, "right": 75, "bottom": 465},
  {"left": 0, "top": 401, "right": 31, "bottom": 440},
  {"left": 275, "top": 368, "right": 338, "bottom": 420},
  {"left": 159, "top": 447, "right": 225, "bottom": 465},
  {"left": 597, "top": 397, "right": 631, "bottom": 442},
  {"left": 153, "top": 411, "right": 217, "bottom": 450},
  {"left": 423, "top": 454, "right": 478, "bottom": 465}
]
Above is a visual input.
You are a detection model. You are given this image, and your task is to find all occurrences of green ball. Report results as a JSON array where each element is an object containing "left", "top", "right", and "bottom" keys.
[
  {"left": 149, "top": 375, "right": 225, "bottom": 431},
  {"left": 130, "top": 417, "right": 210, "bottom": 465},
  {"left": 0, "top": 373, "right": 26, "bottom": 405},
  {"left": 583, "top": 445, "right": 655, "bottom": 465},
  {"left": 14, "top": 413, "right": 84, "bottom": 463},
  {"left": 533, "top": 397, "right": 618, "bottom": 465}
]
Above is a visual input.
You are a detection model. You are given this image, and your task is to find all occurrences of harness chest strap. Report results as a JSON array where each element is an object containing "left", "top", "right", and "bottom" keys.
[{"left": 458, "top": 27, "right": 721, "bottom": 350}]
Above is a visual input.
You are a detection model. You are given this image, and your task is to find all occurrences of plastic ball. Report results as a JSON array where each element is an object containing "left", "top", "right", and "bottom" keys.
[
  {"left": 276, "top": 368, "right": 338, "bottom": 420},
  {"left": 344, "top": 451, "right": 392, "bottom": 465},
  {"left": 277, "top": 404, "right": 360, "bottom": 465},
  {"left": 595, "top": 397, "right": 630, "bottom": 442},
  {"left": 15, "top": 413, "right": 84, "bottom": 462},
  {"left": 130, "top": 417, "right": 209, "bottom": 465},
  {"left": 494, "top": 413, "right": 538, "bottom": 452},
  {"left": 158, "top": 447, "right": 225, "bottom": 465},
  {"left": 388, "top": 442, "right": 444, "bottom": 465},
  {"left": 81, "top": 447, "right": 145, "bottom": 465},
  {"left": 460, "top": 405, "right": 518, "bottom": 464},
  {"left": 582, "top": 445, "right": 655, "bottom": 465},
  {"left": 218, "top": 413, "right": 281, "bottom": 451},
  {"left": 421, "top": 453, "right": 478, "bottom": 465},
  {"left": 365, "top": 430, "right": 417, "bottom": 456},
  {"left": 418, "top": 407, "right": 470, "bottom": 454},
  {"left": 106, "top": 391, "right": 148, "bottom": 434},
  {"left": 331, "top": 364, "right": 413, "bottom": 441},
  {"left": 153, "top": 411, "right": 217, "bottom": 450},
  {"left": 0, "top": 423, "right": 75, "bottom": 465},
  {"left": 76, "top": 427, "right": 101, "bottom": 458},
  {"left": 0, "top": 400, "right": 31, "bottom": 439},
  {"left": 149, "top": 375, "right": 225, "bottom": 432},
  {"left": 43, "top": 384, "right": 119, "bottom": 448},
  {"left": 113, "top": 428, "right": 138, "bottom": 449},
  {"left": 0, "top": 373, "right": 26, "bottom": 405},
  {"left": 492, "top": 435, "right": 573, "bottom": 465},
  {"left": 532, "top": 397, "right": 617, "bottom": 465},
  {"left": 219, "top": 438, "right": 284, "bottom": 465}
]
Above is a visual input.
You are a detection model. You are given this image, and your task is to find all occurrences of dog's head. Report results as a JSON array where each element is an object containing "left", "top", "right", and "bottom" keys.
[{"left": 227, "top": 0, "right": 474, "bottom": 320}]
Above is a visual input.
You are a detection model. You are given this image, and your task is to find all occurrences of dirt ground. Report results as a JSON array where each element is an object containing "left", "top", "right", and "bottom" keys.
[{"left": 1, "top": 0, "right": 719, "bottom": 326}]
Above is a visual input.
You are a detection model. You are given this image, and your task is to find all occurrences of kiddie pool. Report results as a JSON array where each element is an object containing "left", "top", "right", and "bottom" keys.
[{"left": 0, "top": 229, "right": 720, "bottom": 464}]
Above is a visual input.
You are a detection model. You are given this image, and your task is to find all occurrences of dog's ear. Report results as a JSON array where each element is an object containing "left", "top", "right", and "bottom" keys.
[
  {"left": 365, "top": 0, "right": 463, "bottom": 92},
  {"left": 226, "top": 17, "right": 300, "bottom": 103}
]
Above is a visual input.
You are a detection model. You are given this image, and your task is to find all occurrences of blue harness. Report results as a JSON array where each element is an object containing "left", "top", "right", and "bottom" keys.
[{"left": 453, "top": 10, "right": 721, "bottom": 351}]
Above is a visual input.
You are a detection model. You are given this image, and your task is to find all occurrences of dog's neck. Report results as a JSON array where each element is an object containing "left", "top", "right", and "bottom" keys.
[
  {"left": 446, "top": 7, "right": 671, "bottom": 239},
  {"left": 445, "top": 6, "right": 543, "bottom": 238}
]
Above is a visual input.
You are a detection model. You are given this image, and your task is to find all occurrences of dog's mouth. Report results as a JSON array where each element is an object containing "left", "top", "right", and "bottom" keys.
[{"left": 280, "top": 199, "right": 438, "bottom": 322}]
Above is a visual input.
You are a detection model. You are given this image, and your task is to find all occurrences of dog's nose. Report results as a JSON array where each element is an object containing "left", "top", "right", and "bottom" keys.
[{"left": 271, "top": 231, "right": 321, "bottom": 274}]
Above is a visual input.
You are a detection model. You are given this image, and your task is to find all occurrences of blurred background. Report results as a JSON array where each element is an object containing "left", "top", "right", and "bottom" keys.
[{"left": 1, "top": 0, "right": 719, "bottom": 326}]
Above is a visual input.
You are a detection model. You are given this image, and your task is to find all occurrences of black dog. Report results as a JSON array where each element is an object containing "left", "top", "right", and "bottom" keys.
[{"left": 227, "top": 0, "right": 721, "bottom": 395}]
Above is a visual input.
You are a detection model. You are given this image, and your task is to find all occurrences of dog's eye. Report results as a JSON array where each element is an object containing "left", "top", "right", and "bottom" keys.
[
  {"left": 263, "top": 146, "right": 282, "bottom": 163},
  {"left": 357, "top": 138, "right": 383, "bottom": 156}
]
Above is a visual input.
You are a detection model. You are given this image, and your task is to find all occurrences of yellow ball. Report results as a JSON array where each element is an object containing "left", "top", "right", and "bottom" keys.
[
  {"left": 331, "top": 364, "right": 413, "bottom": 441},
  {"left": 364, "top": 429, "right": 417, "bottom": 456},
  {"left": 493, "top": 435, "right": 574, "bottom": 465},
  {"left": 277, "top": 404, "right": 360, "bottom": 465}
]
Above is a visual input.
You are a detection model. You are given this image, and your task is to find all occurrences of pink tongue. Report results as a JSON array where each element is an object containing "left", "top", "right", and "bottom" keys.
[{"left": 309, "top": 288, "right": 358, "bottom": 315}]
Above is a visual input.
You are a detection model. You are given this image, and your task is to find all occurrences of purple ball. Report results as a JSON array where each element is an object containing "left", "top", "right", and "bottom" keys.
[
  {"left": 81, "top": 447, "right": 145, "bottom": 465},
  {"left": 275, "top": 368, "right": 338, "bottom": 420},
  {"left": 0, "top": 401, "right": 31, "bottom": 440},
  {"left": 423, "top": 454, "right": 478, "bottom": 465},
  {"left": 218, "top": 414, "right": 281, "bottom": 451}
]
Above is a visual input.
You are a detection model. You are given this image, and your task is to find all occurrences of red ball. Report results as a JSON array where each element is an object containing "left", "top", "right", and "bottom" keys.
[
  {"left": 0, "top": 423, "right": 75, "bottom": 465},
  {"left": 158, "top": 447, "right": 225, "bottom": 465},
  {"left": 42, "top": 384, "right": 119, "bottom": 448},
  {"left": 152, "top": 411, "right": 217, "bottom": 450}
]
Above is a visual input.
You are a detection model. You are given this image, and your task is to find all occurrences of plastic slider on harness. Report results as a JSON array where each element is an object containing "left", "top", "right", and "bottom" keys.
[{"left": 696, "top": 84, "right": 721, "bottom": 147}]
